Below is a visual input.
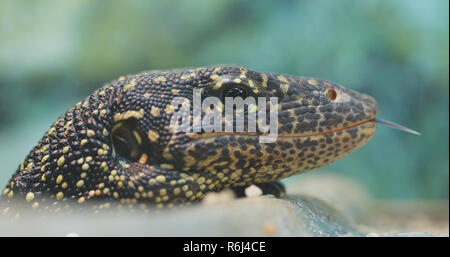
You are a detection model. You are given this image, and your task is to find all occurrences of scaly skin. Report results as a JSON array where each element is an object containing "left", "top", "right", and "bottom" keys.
[{"left": 1, "top": 65, "right": 377, "bottom": 213}]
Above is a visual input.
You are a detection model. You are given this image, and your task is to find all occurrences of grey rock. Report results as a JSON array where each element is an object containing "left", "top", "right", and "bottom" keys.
[
  {"left": 0, "top": 195, "right": 361, "bottom": 236},
  {"left": 0, "top": 194, "right": 445, "bottom": 236}
]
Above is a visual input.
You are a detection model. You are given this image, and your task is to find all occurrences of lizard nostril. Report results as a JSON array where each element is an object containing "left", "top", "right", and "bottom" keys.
[{"left": 326, "top": 88, "right": 337, "bottom": 101}]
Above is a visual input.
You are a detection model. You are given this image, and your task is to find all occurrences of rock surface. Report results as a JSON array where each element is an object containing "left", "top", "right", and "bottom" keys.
[
  {"left": 0, "top": 193, "right": 447, "bottom": 236},
  {"left": 0, "top": 174, "right": 446, "bottom": 236},
  {"left": 0, "top": 195, "right": 362, "bottom": 236}
]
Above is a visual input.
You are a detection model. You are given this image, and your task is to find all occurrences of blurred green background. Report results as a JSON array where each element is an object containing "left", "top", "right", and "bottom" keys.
[{"left": 0, "top": 0, "right": 448, "bottom": 199}]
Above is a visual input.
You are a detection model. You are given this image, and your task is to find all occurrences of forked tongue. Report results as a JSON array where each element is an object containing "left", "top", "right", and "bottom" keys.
[{"left": 374, "top": 118, "right": 421, "bottom": 136}]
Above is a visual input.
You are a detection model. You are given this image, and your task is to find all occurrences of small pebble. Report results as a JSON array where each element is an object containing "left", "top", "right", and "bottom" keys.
[{"left": 245, "top": 184, "right": 263, "bottom": 197}]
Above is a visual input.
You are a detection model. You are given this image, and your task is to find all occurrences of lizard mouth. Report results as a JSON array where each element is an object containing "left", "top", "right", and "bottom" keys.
[
  {"left": 192, "top": 115, "right": 421, "bottom": 140},
  {"left": 192, "top": 119, "right": 377, "bottom": 140},
  {"left": 279, "top": 119, "right": 377, "bottom": 139}
]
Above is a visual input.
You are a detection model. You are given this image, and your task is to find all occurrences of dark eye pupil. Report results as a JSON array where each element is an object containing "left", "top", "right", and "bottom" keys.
[{"left": 224, "top": 87, "right": 247, "bottom": 98}]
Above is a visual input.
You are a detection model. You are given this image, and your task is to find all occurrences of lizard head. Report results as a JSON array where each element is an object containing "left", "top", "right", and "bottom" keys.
[
  {"left": 158, "top": 66, "right": 378, "bottom": 187},
  {"left": 3, "top": 65, "right": 378, "bottom": 210}
]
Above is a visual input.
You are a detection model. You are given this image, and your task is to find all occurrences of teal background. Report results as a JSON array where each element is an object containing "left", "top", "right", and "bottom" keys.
[{"left": 0, "top": 0, "right": 448, "bottom": 199}]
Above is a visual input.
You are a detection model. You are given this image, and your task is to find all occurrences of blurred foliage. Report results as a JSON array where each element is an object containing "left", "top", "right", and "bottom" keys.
[{"left": 0, "top": 0, "right": 448, "bottom": 199}]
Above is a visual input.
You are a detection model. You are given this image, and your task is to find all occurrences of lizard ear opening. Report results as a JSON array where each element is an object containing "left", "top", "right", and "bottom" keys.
[
  {"left": 111, "top": 123, "right": 141, "bottom": 162},
  {"left": 326, "top": 88, "right": 337, "bottom": 101}
]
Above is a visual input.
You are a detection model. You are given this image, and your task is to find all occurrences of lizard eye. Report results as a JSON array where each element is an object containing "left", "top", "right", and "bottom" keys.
[
  {"left": 222, "top": 84, "right": 249, "bottom": 99},
  {"left": 111, "top": 124, "right": 141, "bottom": 161}
]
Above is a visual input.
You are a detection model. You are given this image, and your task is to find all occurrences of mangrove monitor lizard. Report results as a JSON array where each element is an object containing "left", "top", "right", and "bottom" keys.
[{"left": 1, "top": 65, "right": 418, "bottom": 213}]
